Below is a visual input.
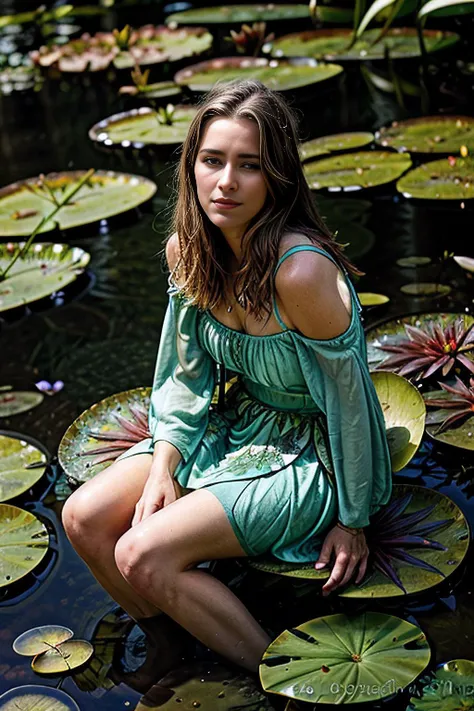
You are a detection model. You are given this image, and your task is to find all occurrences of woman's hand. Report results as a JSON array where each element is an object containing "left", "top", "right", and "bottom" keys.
[
  {"left": 131, "top": 467, "right": 181, "bottom": 527},
  {"left": 314, "top": 525, "right": 369, "bottom": 596}
]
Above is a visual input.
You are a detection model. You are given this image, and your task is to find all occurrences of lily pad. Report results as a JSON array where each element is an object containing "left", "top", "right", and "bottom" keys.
[
  {"left": 0, "top": 243, "right": 90, "bottom": 314},
  {"left": 270, "top": 28, "right": 459, "bottom": 61},
  {"left": 166, "top": 5, "right": 310, "bottom": 24},
  {"left": 174, "top": 57, "right": 343, "bottom": 93},
  {"left": 304, "top": 151, "right": 412, "bottom": 191},
  {"left": 58, "top": 387, "right": 151, "bottom": 484},
  {"left": 31, "top": 26, "right": 213, "bottom": 73},
  {"left": 409, "top": 659, "right": 474, "bottom": 710},
  {"left": 0, "top": 685, "right": 80, "bottom": 711},
  {"left": 397, "top": 157, "right": 474, "bottom": 200},
  {"left": 13, "top": 626, "right": 73, "bottom": 656},
  {"left": 400, "top": 283, "right": 451, "bottom": 297},
  {"left": 89, "top": 106, "right": 197, "bottom": 148},
  {"left": 299, "top": 132, "right": 374, "bottom": 161},
  {"left": 376, "top": 116, "right": 474, "bottom": 154},
  {"left": 0, "top": 433, "right": 48, "bottom": 502},
  {"left": 260, "top": 611, "right": 431, "bottom": 704},
  {"left": 454, "top": 255, "right": 474, "bottom": 272},
  {"left": 0, "top": 503, "right": 49, "bottom": 587},
  {"left": 118, "top": 79, "right": 181, "bottom": 99},
  {"left": 248, "top": 557, "right": 329, "bottom": 579},
  {"left": 32, "top": 640, "right": 93, "bottom": 673},
  {"left": 0, "top": 390, "right": 43, "bottom": 417},
  {"left": 397, "top": 256, "right": 432, "bottom": 267},
  {"left": 358, "top": 292, "right": 390, "bottom": 306},
  {"left": 0, "top": 170, "right": 157, "bottom": 237},
  {"left": 371, "top": 372, "right": 426, "bottom": 471},
  {"left": 425, "top": 390, "right": 474, "bottom": 452}
]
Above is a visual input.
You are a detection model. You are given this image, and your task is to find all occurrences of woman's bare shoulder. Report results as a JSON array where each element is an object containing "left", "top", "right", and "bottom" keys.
[{"left": 165, "top": 232, "right": 180, "bottom": 271}]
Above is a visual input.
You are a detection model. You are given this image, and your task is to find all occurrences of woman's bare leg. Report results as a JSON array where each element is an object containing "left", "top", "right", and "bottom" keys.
[{"left": 115, "top": 488, "right": 271, "bottom": 673}]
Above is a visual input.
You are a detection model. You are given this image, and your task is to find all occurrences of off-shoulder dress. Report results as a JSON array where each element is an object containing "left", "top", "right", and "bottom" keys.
[{"left": 119, "top": 245, "right": 392, "bottom": 562}]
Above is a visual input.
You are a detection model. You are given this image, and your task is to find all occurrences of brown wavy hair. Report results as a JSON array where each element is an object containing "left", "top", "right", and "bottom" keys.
[{"left": 169, "top": 79, "right": 360, "bottom": 321}]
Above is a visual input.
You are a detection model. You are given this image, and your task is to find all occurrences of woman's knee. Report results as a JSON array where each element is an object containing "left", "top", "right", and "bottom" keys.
[
  {"left": 114, "top": 530, "right": 178, "bottom": 602},
  {"left": 61, "top": 482, "right": 123, "bottom": 551}
]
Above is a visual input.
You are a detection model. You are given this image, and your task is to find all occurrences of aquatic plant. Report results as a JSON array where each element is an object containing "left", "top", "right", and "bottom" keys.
[
  {"left": 156, "top": 103, "right": 176, "bottom": 126},
  {"left": 375, "top": 318, "right": 474, "bottom": 380},
  {"left": 424, "top": 376, "right": 474, "bottom": 433},
  {"left": 226, "top": 22, "right": 275, "bottom": 56},
  {"left": 13, "top": 625, "right": 93, "bottom": 673},
  {"left": 79, "top": 403, "right": 150, "bottom": 465}
]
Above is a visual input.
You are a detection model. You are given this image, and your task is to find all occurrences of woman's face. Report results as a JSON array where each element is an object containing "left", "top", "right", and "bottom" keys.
[{"left": 194, "top": 117, "right": 268, "bottom": 243}]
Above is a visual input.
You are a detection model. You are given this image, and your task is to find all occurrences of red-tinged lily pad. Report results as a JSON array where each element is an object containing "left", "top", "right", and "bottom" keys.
[
  {"left": 269, "top": 27, "right": 459, "bottom": 61},
  {"left": 397, "top": 157, "right": 474, "bottom": 200},
  {"left": 0, "top": 170, "right": 157, "bottom": 237},
  {"left": 299, "top": 132, "right": 374, "bottom": 161},
  {"left": 30, "top": 25, "right": 213, "bottom": 73},
  {"left": 0, "top": 685, "right": 80, "bottom": 711},
  {"left": 408, "top": 659, "right": 474, "bottom": 710},
  {"left": 13, "top": 626, "right": 74, "bottom": 656},
  {"left": 32, "top": 640, "right": 93, "bottom": 673},
  {"left": 376, "top": 116, "right": 474, "bottom": 154},
  {"left": 89, "top": 105, "right": 197, "bottom": 148},
  {"left": 0, "top": 243, "right": 90, "bottom": 314},
  {"left": 0, "top": 504, "right": 49, "bottom": 587},
  {"left": 58, "top": 387, "right": 152, "bottom": 484},
  {"left": 304, "top": 151, "right": 412, "bottom": 191},
  {"left": 0, "top": 390, "right": 43, "bottom": 417},
  {"left": 260, "top": 611, "right": 431, "bottom": 704},
  {"left": 174, "top": 56, "right": 343, "bottom": 93},
  {"left": 166, "top": 5, "right": 310, "bottom": 24},
  {"left": 0, "top": 432, "right": 48, "bottom": 502}
]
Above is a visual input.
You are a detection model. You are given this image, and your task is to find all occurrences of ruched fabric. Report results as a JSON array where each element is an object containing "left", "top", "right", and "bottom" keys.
[{"left": 120, "top": 247, "right": 392, "bottom": 562}]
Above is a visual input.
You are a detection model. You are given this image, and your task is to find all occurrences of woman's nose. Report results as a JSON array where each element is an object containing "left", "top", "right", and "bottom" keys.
[{"left": 217, "top": 164, "right": 238, "bottom": 191}]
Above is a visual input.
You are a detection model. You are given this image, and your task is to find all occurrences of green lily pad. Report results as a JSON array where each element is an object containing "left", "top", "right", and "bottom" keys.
[
  {"left": 299, "top": 132, "right": 374, "bottom": 161},
  {"left": 397, "top": 156, "right": 474, "bottom": 200},
  {"left": 0, "top": 390, "right": 43, "bottom": 417},
  {"left": 0, "top": 433, "right": 48, "bottom": 502},
  {"left": 32, "top": 640, "right": 93, "bottom": 673},
  {"left": 89, "top": 106, "right": 197, "bottom": 148},
  {"left": 397, "top": 256, "right": 432, "bottom": 267},
  {"left": 358, "top": 292, "right": 390, "bottom": 306},
  {"left": 425, "top": 389, "right": 474, "bottom": 452},
  {"left": 409, "top": 659, "right": 474, "bottom": 710},
  {"left": 0, "top": 243, "right": 90, "bottom": 314},
  {"left": 0, "top": 685, "right": 80, "bottom": 711},
  {"left": 166, "top": 5, "right": 310, "bottom": 24},
  {"left": 118, "top": 79, "right": 181, "bottom": 99},
  {"left": 260, "top": 611, "right": 431, "bottom": 704},
  {"left": 371, "top": 372, "right": 426, "bottom": 471},
  {"left": 454, "top": 255, "right": 474, "bottom": 272},
  {"left": 270, "top": 28, "right": 459, "bottom": 61},
  {"left": 0, "top": 64, "right": 42, "bottom": 96},
  {"left": 0, "top": 503, "right": 49, "bottom": 587},
  {"left": 340, "top": 484, "right": 469, "bottom": 598},
  {"left": 400, "top": 283, "right": 451, "bottom": 297},
  {"left": 13, "top": 626, "right": 74, "bottom": 656},
  {"left": 174, "top": 57, "right": 343, "bottom": 93},
  {"left": 31, "top": 26, "right": 213, "bottom": 73},
  {"left": 58, "top": 386, "right": 151, "bottom": 484},
  {"left": 304, "top": 151, "right": 412, "bottom": 190},
  {"left": 376, "top": 116, "right": 474, "bottom": 154},
  {"left": 0, "top": 170, "right": 157, "bottom": 237},
  {"left": 248, "top": 557, "right": 329, "bottom": 579}
]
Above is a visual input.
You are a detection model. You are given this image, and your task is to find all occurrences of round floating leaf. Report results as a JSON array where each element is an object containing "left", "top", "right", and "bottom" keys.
[
  {"left": 397, "top": 256, "right": 432, "bottom": 267},
  {"left": 409, "top": 659, "right": 474, "bottom": 710},
  {"left": 299, "top": 132, "right": 374, "bottom": 161},
  {"left": 32, "top": 640, "right": 93, "bottom": 673},
  {"left": 0, "top": 504, "right": 49, "bottom": 587},
  {"left": 453, "top": 255, "right": 474, "bottom": 272},
  {"left": 59, "top": 387, "right": 151, "bottom": 484},
  {"left": 89, "top": 106, "right": 197, "bottom": 148},
  {"left": 304, "top": 151, "right": 412, "bottom": 190},
  {"left": 341, "top": 484, "right": 470, "bottom": 598},
  {"left": 400, "top": 283, "right": 451, "bottom": 297},
  {"left": 425, "top": 388, "right": 474, "bottom": 452},
  {"left": 0, "top": 685, "right": 80, "bottom": 711},
  {"left": 248, "top": 557, "right": 329, "bottom": 579},
  {"left": 397, "top": 157, "right": 474, "bottom": 200},
  {"left": 370, "top": 372, "right": 426, "bottom": 471},
  {"left": 31, "top": 26, "right": 213, "bottom": 73},
  {"left": 0, "top": 433, "right": 48, "bottom": 502},
  {"left": 0, "top": 390, "right": 43, "bottom": 417},
  {"left": 174, "top": 57, "right": 343, "bottom": 93},
  {"left": 358, "top": 292, "right": 390, "bottom": 306},
  {"left": 0, "top": 243, "right": 90, "bottom": 314},
  {"left": 166, "top": 5, "right": 310, "bottom": 24},
  {"left": 270, "top": 28, "right": 459, "bottom": 61},
  {"left": 260, "top": 611, "right": 431, "bottom": 704},
  {"left": 118, "top": 79, "right": 181, "bottom": 99},
  {"left": 13, "top": 626, "right": 73, "bottom": 656},
  {"left": 0, "top": 171, "right": 157, "bottom": 237},
  {"left": 376, "top": 116, "right": 474, "bottom": 154}
]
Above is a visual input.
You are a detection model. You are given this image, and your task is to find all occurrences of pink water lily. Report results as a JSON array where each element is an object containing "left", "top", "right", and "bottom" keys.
[
  {"left": 80, "top": 404, "right": 151, "bottom": 465},
  {"left": 425, "top": 376, "right": 474, "bottom": 433}
]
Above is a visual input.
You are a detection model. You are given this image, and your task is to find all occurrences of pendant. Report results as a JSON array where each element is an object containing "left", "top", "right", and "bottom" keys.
[{"left": 227, "top": 305, "right": 233, "bottom": 313}]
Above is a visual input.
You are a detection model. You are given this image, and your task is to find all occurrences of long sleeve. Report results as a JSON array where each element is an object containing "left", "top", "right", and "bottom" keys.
[
  {"left": 149, "top": 286, "right": 216, "bottom": 463},
  {"left": 291, "top": 319, "right": 392, "bottom": 528}
]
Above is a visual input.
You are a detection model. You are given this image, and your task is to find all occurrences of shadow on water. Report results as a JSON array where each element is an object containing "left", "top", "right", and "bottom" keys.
[{"left": 1, "top": 5, "right": 474, "bottom": 709}]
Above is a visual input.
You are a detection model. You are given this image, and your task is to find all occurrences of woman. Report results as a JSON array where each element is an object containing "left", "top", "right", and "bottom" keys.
[{"left": 62, "top": 79, "right": 392, "bottom": 689}]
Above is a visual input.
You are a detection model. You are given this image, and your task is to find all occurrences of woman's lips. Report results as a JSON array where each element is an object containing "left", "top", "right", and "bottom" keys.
[{"left": 213, "top": 200, "right": 241, "bottom": 210}]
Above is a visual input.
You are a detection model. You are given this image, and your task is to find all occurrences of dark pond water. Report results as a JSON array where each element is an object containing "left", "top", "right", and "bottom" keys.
[{"left": 1, "top": 3, "right": 474, "bottom": 709}]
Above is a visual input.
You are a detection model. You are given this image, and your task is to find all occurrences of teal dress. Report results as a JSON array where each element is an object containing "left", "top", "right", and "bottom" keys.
[{"left": 120, "top": 245, "right": 392, "bottom": 562}]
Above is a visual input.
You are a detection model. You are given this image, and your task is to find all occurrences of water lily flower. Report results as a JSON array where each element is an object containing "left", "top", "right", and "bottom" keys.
[{"left": 35, "top": 380, "right": 64, "bottom": 396}]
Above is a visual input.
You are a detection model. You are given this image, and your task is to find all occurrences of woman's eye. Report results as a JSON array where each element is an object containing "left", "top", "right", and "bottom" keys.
[
  {"left": 204, "top": 157, "right": 220, "bottom": 165},
  {"left": 244, "top": 163, "right": 260, "bottom": 170}
]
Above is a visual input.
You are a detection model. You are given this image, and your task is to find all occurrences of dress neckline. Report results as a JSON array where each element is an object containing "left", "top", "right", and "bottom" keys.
[{"left": 203, "top": 309, "right": 293, "bottom": 340}]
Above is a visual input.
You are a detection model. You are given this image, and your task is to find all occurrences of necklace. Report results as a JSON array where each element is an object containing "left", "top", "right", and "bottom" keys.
[{"left": 227, "top": 294, "right": 245, "bottom": 313}]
